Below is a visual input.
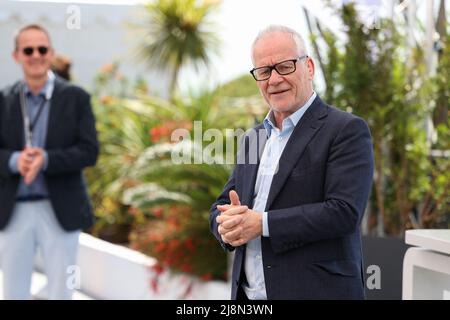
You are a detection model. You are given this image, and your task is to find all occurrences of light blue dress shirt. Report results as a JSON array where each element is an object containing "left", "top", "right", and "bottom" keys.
[
  {"left": 8, "top": 73, "right": 54, "bottom": 198},
  {"left": 243, "top": 91, "right": 317, "bottom": 300}
]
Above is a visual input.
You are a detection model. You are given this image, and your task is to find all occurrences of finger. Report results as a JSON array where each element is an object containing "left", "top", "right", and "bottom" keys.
[
  {"left": 217, "top": 204, "right": 231, "bottom": 212},
  {"left": 229, "top": 190, "right": 241, "bottom": 206},
  {"left": 26, "top": 173, "right": 38, "bottom": 185},
  {"left": 24, "top": 157, "right": 34, "bottom": 164},
  {"left": 221, "top": 234, "right": 229, "bottom": 244},
  {"left": 24, "top": 174, "right": 34, "bottom": 185},
  {"left": 230, "top": 238, "right": 246, "bottom": 247},
  {"left": 221, "top": 215, "right": 243, "bottom": 229},
  {"left": 218, "top": 224, "right": 230, "bottom": 235},
  {"left": 24, "top": 148, "right": 37, "bottom": 157},
  {"left": 24, "top": 169, "right": 36, "bottom": 184},
  {"left": 216, "top": 214, "right": 235, "bottom": 224},
  {"left": 19, "top": 163, "right": 31, "bottom": 173},
  {"left": 223, "top": 227, "right": 242, "bottom": 242},
  {"left": 24, "top": 164, "right": 40, "bottom": 185},
  {"left": 221, "top": 205, "right": 248, "bottom": 216}
]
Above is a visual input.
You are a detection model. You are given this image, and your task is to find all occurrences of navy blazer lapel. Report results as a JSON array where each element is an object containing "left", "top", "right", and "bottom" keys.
[
  {"left": 265, "top": 96, "right": 328, "bottom": 210},
  {"left": 241, "top": 125, "right": 267, "bottom": 206}
]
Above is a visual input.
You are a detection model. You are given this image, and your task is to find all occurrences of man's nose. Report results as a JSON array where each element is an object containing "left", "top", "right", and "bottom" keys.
[
  {"left": 31, "top": 50, "right": 41, "bottom": 59},
  {"left": 268, "top": 69, "right": 283, "bottom": 85}
]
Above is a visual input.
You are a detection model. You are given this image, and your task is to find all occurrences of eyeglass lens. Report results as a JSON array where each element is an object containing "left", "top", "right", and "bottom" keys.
[{"left": 23, "top": 46, "right": 49, "bottom": 56}]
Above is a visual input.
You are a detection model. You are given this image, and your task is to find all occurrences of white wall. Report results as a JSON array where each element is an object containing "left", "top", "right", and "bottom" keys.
[
  {"left": 0, "top": 0, "right": 170, "bottom": 98},
  {"left": 75, "top": 233, "right": 230, "bottom": 300}
]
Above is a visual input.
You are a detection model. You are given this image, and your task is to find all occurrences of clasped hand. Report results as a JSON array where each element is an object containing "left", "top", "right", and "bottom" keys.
[
  {"left": 216, "top": 190, "right": 262, "bottom": 247},
  {"left": 17, "top": 147, "right": 45, "bottom": 185}
]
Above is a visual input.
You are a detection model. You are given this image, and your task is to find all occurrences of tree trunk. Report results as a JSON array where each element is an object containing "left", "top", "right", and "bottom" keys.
[
  {"left": 169, "top": 65, "right": 179, "bottom": 101},
  {"left": 303, "top": 8, "right": 327, "bottom": 84},
  {"left": 436, "top": 0, "right": 446, "bottom": 38},
  {"left": 373, "top": 135, "right": 386, "bottom": 236}
]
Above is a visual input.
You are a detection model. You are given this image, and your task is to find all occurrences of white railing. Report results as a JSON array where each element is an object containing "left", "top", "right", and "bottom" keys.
[{"left": 1, "top": 233, "right": 230, "bottom": 300}]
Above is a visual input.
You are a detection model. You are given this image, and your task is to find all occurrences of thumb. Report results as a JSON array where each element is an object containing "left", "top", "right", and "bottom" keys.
[{"left": 229, "top": 190, "right": 241, "bottom": 206}]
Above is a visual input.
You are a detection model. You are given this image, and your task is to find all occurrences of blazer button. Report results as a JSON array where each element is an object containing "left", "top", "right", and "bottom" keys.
[{"left": 266, "top": 265, "right": 272, "bottom": 269}]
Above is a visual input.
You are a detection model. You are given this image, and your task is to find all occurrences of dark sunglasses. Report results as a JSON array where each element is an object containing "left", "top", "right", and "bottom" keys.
[{"left": 22, "top": 46, "right": 49, "bottom": 56}]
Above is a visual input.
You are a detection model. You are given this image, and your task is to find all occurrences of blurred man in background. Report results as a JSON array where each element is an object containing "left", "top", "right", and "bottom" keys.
[{"left": 0, "top": 24, "right": 98, "bottom": 299}]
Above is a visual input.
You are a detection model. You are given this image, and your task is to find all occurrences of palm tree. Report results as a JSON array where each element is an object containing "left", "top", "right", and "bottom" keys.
[{"left": 137, "top": 0, "right": 221, "bottom": 98}]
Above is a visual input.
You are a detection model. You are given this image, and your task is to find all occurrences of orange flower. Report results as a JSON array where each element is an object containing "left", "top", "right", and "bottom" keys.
[
  {"left": 100, "top": 95, "right": 113, "bottom": 105},
  {"left": 100, "top": 63, "right": 115, "bottom": 74}
]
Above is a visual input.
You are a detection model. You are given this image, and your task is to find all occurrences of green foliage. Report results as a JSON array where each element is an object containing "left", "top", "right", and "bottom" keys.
[
  {"left": 434, "top": 32, "right": 450, "bottom": 126},
  {"left": 318, "top": 3, "right": 449, "bottom": 235},
  {"left": 134, "top": 0, "right": 221, "bottom": 96},
  {"left": 214, "top": 74, "right": 261, "bottom": 98},
  {"left": 85, "top": 64, "right": 158, "bottom": 242}
]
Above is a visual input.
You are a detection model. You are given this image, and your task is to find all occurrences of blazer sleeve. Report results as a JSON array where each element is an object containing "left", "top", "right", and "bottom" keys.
[
  {"left": 45, "top": 88, "right": 99, "bottom": 175},
  {"left": 0, "top": 91, "right": 11, "bottom": 178},
  {"left": 209, "top": 166, "right": 237, "bottom": 252},
  {"left": 268, "top": 116, "right": 374, "bottom": 254}
]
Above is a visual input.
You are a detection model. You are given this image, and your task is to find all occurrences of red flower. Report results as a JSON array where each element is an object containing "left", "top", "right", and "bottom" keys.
[
  {"left": 154, "top": 242, "right": 166, "bottom": 253},
  {"left": 150, "top": 277, "right": 158, "bottom": 293},
  {"left": 151, "top": 263, "right": 164, "bottom": 275},
  {"left": 181, "top": 263, "right": 192, "bottom": 273},
  {"left": 184, "top": 237, "right": 195, "bottom": 252},
  {"left": 150, "top": 126, "right": 171, "bottom": 143},
  {"left": 201, "top": 273, "right": 213, "bottom": 281},
  {"left": 153, "top": 207, "right": 164, "bottom": 218}
]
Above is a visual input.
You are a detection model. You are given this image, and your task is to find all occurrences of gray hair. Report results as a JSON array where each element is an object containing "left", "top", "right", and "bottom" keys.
[{"left": 251, "top": 25, "right": 308, "bottom": 62}]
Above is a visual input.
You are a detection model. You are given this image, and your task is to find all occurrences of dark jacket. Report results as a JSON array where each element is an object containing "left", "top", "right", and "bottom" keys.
[
  {"left": 210, "top": 96, "right": 374, "bottom": 299},
  {"left": 0, "top": 77, "right": 98, "bottom": 231}
]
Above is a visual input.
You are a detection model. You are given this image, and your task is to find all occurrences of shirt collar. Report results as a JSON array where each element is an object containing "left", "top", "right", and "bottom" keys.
[
  {"left": 23, "top": 70, "right": 55, "bottom": 99},
  {"left": 263, "top": 91, "right": 317, "bottom": 137}
]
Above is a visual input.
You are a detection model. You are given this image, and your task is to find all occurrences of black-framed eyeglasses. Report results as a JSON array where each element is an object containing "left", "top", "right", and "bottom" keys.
[
  {"left": 22, "top": 46, "right": 49, "bottom": 56},
  {"left": 250, "top": 55, "right": 308, "bottom": 81}
]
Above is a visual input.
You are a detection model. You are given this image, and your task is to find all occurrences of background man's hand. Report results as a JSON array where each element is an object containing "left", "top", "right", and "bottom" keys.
[
  {"left": 17, "top": 147, "right": 35, "bottom": 176},
  {"left": 18, "top": 147, "right": 45, "bottom": 185}
]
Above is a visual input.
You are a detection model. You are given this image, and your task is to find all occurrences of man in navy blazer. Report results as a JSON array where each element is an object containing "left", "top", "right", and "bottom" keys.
[
  {"left": 210, "top": 25, "right": 374, "bottom": 300},
  {"left": 0, "top": 24, "right": 98, "bottom": 299}
]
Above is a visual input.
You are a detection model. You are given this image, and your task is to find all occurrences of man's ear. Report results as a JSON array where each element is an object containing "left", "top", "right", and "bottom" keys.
[
  {"left": 307, "top": 57, "right": 315, "bottom": 80},
  {"left": 12, "top": 49, "right": 20, "bottom": 64}
]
